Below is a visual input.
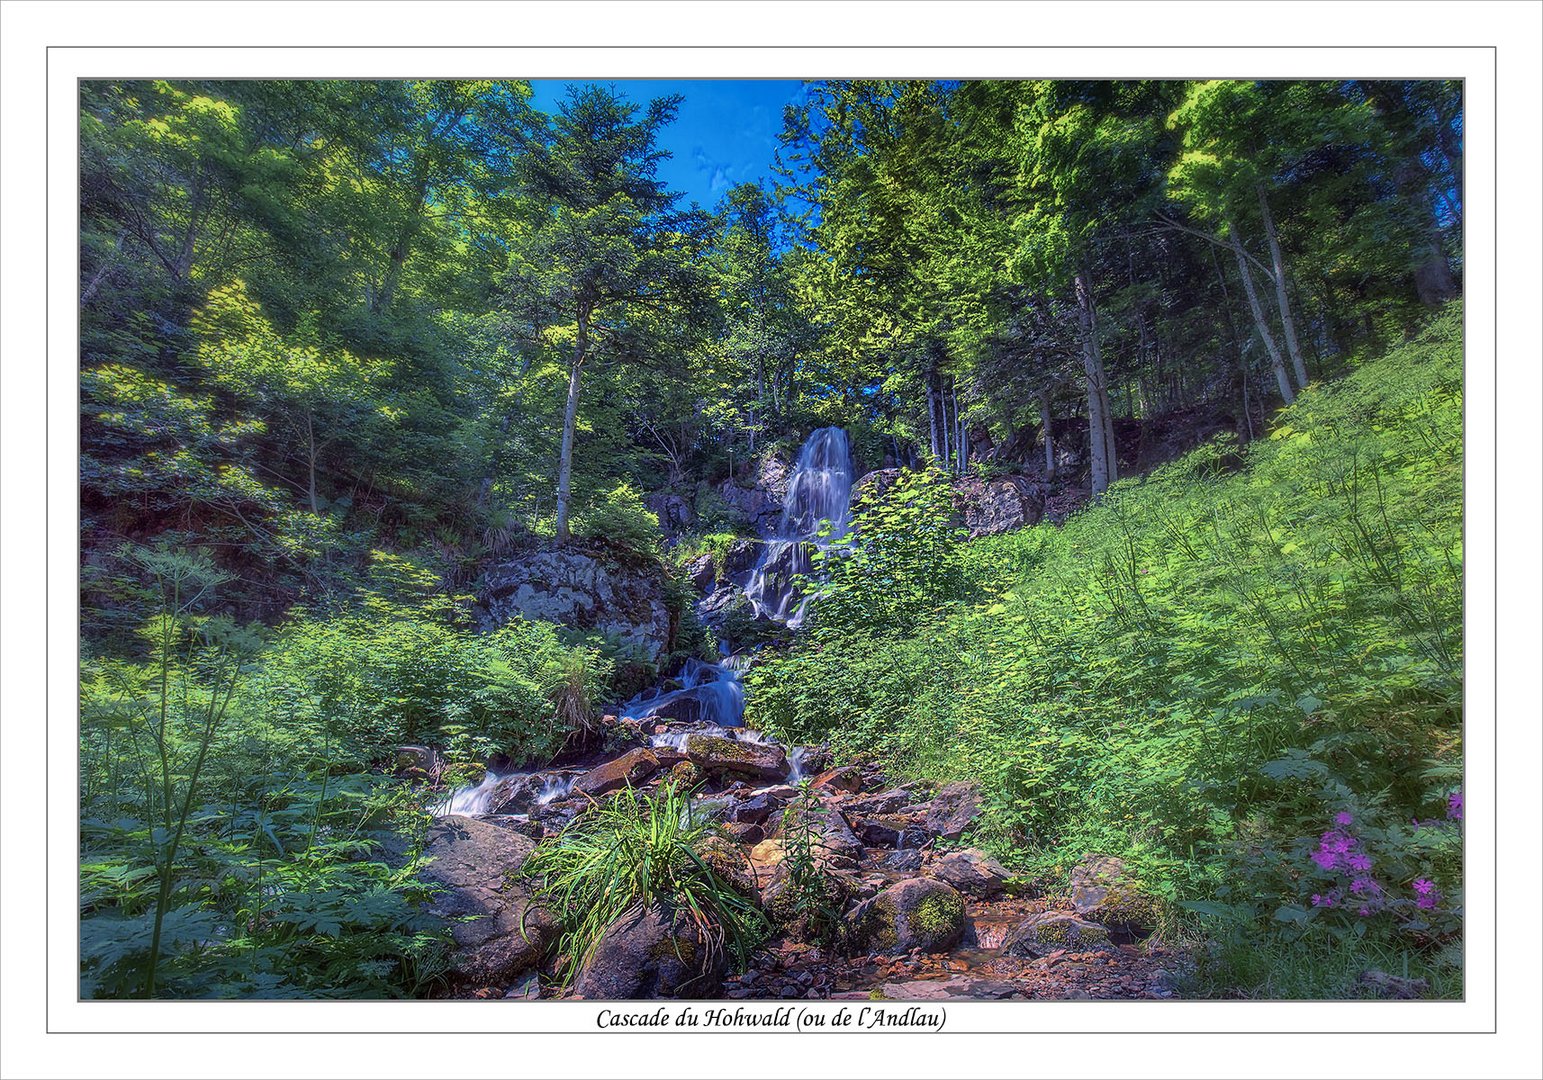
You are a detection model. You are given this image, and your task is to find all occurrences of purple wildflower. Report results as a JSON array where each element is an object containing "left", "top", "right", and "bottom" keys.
[
  {"left": 1417, "top": 891, "right": 1440, "bottom": 910},
  {"left": 1311, "top": 893, "right": 1335, "bottom": 908},
  {"left": 1351, "top": 877, "right": 1373, "bottom": 895},
  {"left": 1447, "top": 790, "right": 1463, "bottom": 821},
  {"left": 1335, "top": 811, "right": 1355, "bottom": 827},
  {"left": 1357, "top": 906, "right": 1371, "bottom": 917},
  {"left": 1412, "top": 878, "right": 1434, "bottom": 896},
  {"left": 1311, "top": 847, "right": 1340, "bottom": 871},
  {"left": 1347, "top": 852, "right": 1373, "bottom": 871}
]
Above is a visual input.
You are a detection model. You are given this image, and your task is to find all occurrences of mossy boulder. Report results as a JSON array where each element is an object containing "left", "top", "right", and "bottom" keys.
[
  {"left": 1068, "top": 854, "right": 1162, "bottom": 936},
  {"left": 846, "top": 878, "right": 966, "bottom": 954},
  {"left": 571, "top": 747, "right": 661, "bottom": 798},
  {"left": 667, "top": 760, "right": 707, "bottom": 789},
  {"left": 1000, "top": 912, "right": 1112, "bottom": 958},
  {"left": 572, "top": 904, "right": 727, "bottom": 999},
  {"left": 683, "top": 733, "right": 787, "bottom": 781}
]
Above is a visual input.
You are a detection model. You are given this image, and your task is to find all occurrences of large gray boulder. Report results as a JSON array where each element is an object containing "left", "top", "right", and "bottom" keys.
[
  {"left": 479, "top": 546, "right": 674, "bottom": 664},
  {"left": 572, "top": 904, "right": 727, "bottom": 999},
  {"left": 717, "top": 452, "right": 791, "bottom": 536},
  {"left": 420, "top": 816, "right": 553, "bottom": 986},
  {"left": 927, "top": 848, "right": 1011, "bottom": 899},
  {"left": 643, "top": 492, "right": 694, "bottom": 539}
]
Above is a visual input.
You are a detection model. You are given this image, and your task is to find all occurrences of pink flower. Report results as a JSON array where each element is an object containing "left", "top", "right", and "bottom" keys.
[
  {"left": 1311, "top": 893, "right": 1334, "bottom": 908},
  {"left": 1335, "top": 811, "right": 1354, "bottom": 827},
  {"left": 1412, "top": 878, "right": 1435, "bottom": 896},
  {"left": 1358, "top": 906, "right": 1371, "bottom": 917},
  {"left": 1347, "top": 852, "right": 1373, "bottom": 871},
  {"left": 1447, "top": 790, "right": 1463, "bottom": 821}
]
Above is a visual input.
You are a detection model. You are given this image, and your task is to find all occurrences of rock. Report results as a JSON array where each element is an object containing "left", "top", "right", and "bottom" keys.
[
  {"left": 723, "top": 822, "right": 766, "bottom": 846},
  {"left": 717, "top": 453, "right": 791, "bottom": 536},
  {"left": 720, "top": 538, "right": 762, "bottom": 582},
  {"left": 392, "top": 745, "right": 441, "bottom": 779},
  {"left": 923, "top": 782, "right": 980, "bottom": 841},
  {"left": 571, "top": 748, "right": 662, "bottom": 798},
  {"left": 851, "top": 468, "right": 904, "bottom": 510},
  {"left": 1356, "top": 969, "right": 1430, "bottom": 999},
  {"left": 643, "top": 492, "right": 694, "bottom": 539},
  {"left": 666, "top": 760, "right": 707, "bottom": 790},
  {"left": 760, "top": 857, "right": 851, "bottom": 932},
  {"left": 1068, "top": 854, "right": 1161, "bottom": 936},
  {"left": 420, "top": 816, "right": 553, "bottom": 986},
  {"left": 1000, "top": 912, "right": 1112, "bottom": 959},
  {"left": 877, "top": 976, "right": 1021, "bottom": 1000},
  {"left": 572, "top": 904, "right": 726, "bottom": 999},
  {"left": 504, "top": 972, "right": 542, "bottom": 1000},
  {"left": 927, "top": 849, "right": 1010, "bottom": 899},
  {"left": 853, "top": 814, "right": 927, "bottom": 850},
  {"left": 784, "top": 802, "right": 864, "bottom": 862},
  {"left": 722, "top": 791, "right": 784, "bottom": 826},
  {"left": 683, "top": 733, "right": 787, "bottom": 781},
  {"left": 953, "top": 475, "right": 1045, "bottom": 538},
  {"left": 845, "top": 788, "right": 919, "bottom": 817},
  {"left": 883, "top": 849, "right": 926, "bottom": 872},
  {"left": 790, "top": 746, "right": 834, "bottom": 777},
  {"left": 683, "top": 552, "right": 717, "bottom": 595},
  {"left": 847, "top": 878, "right": 966, "bottom": 954},
  {"left": 480, "top": 546, "right": 675, "bottom": 665},
  {"left": 697, "top": 835, "right": 764, "bottom": 903},
  {"left": 749, "top": 838, "right": 786, "bottom": 868},
  {"left": 810, "top": 766, "right": 863, "bottom": 795}
]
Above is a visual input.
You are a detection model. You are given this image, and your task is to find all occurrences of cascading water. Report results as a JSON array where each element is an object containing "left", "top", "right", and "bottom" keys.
[
  {"left": 744, "top": 427, "right": 855, "bottom": 628},
  {"left": 621, "top": 656, "right": 746, "bottom": 728}
]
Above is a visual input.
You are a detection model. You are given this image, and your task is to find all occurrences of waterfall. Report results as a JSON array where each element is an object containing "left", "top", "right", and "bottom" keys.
[
  {"left": 744, "top": 427, "right": 855, "bottom": 628},
  {"left": 622, "top": 656, "right": 746, "bottom": 728}
]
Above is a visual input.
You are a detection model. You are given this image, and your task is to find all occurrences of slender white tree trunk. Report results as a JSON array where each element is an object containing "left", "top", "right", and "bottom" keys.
[
  {"left": 1228, "top": 221, "right": 1295, "bottom": 406},
  {"left": 1257, "top": 184, "right": 1309, "bottom": 391},
  {"left": 1075, "top": 269, "right": 1112, "bottom": 497},
  {"left": 554, "top": 315, "right": 588, "bottom": 544},
  {"left": 1039, "top": 390, "right": 1057, "bottom": 481}
]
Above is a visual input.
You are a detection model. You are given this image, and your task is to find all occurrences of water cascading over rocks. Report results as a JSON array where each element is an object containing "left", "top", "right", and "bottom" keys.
[{"left": 744, "top": 426, "right": 855, "bottom": 629}]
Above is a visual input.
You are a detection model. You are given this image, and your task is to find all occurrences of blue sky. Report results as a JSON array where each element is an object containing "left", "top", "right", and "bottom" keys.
[{"left": 528, "top": 80, "right": 807, "bottom": 210}]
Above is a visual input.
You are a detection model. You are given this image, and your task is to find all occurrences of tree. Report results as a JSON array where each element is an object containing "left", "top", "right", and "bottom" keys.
[{"left": 504, "top": 85, "right": 708, "bottom": 543}]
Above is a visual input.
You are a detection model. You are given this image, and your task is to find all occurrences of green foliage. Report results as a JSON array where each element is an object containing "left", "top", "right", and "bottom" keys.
[
  {"left": 774, "top": 783, "right": 849, "bottom": 947},
  {"left": 574, "top": 481, "right": 662, "bottom": 558},
  {"left": 521, "top": 784, "right": 770, "bottom": 987},
  {"left": 749, "top": 310, "right": 1463, "bottom": 966}
]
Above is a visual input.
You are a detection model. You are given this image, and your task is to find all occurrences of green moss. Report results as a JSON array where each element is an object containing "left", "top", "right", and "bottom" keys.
[
  {"left": 648, "top": 933, "right": 698, "bottom": 968},
  {"left": 910, "top": 890, "right": 964, "bottom": 939}
]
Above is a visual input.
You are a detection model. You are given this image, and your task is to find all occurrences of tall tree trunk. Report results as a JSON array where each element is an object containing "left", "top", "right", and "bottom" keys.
[
  {"left": 926, "top": 371, "right": 940, "bottom": 463},
  {"left": 1257, "top": 184, "right": 1310, "bottom": 391},
  {"left": 1074, "top": 269, "right": 1113, "bottom": 497},
  {"left": 1039, "top": 390, "right": 1057, "bottom": 481},
  {"left": 1228, "top": 222, "right": 1295, "bottom": 406},
  {"left": 305, "top": 410, "right": 320, "bottom": 515},
  {"left": 554, "top": 315, "right": 588, "bottom": 544}
]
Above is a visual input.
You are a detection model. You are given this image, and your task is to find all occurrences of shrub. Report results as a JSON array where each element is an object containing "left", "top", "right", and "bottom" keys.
[
  {"left": 521, "top": 784, "right": 769, "bottom": 986},
  {"left": 575, "top": 482, "right": 661, "bottom": 557}
]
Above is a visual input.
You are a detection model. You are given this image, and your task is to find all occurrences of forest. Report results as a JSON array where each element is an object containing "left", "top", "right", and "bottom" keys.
[{"left": 78, "top": 77, "right": 1463, "bottom": 1002}]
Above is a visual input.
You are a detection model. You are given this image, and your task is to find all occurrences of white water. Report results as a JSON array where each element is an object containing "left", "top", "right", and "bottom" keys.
[
  {"left": 622, "top": 656, "right": 746, "bottom": 728},
  {"left": 744, "top": 427, "right": 855, "bottom": 628},
  {"left": 435, "top": 771, "right": 504, "bottom": 816}
]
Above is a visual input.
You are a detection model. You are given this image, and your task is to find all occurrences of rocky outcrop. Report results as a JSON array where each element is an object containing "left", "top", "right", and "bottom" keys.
[
  {"left": 479, "top": 545, "right": 674, "bottom": 665},
  {"left": 847, "top": 878, "right": 966, "bottom": 954},
  {"left": 572, "top": 904, "right": 727, "bottom": 999},
  {"left": 718, "top": 452, "right": 791, "bottom": 536},
  {"left": 421, "top": 816, "right": 553, "bottom": 986},
  {"left": 643, "top": 492, "right": 694, "bottom": 539},
  {"left": 953, "top": 475, "right": 1045, "bottom": 538}
]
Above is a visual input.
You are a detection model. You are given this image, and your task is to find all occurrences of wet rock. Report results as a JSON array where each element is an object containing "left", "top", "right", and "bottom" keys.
[
  {"left": 784, "top": 802, "right": 864, "bottom": 862},
  {"left": 420, "top": 816, "right": 553, "bottom": 986},
  {"left": 1000, "top": 912, "right": 1112, "bottom": 959},
  {"left": 571, "top": 748, "right": 661, "bottom": 798},
  {"left": 847, "top": 878, "right": 966, "bottom": 954},
  {"left": 760, "top": 857, "right": 851, "bottom": 932},
  {"left": 810, "top": 766, "right": 863, "bottom": 795},
  {"left": 717, "top": 452, "right": 791, "bottom": 536},
  {"left": 923, "top": 782, "right": 980, "bottom": 841},
  {"left": 853, "top": 815, "right": 927, "bottom": 849},
  {"left": 720, "top": 538, "right": 762, "bottom": 582},
  {"left": 928, "top": 848, "right": 1010, "bottom": 899},
  {"left": 667, "top": 760, "right": 707, "bottom": 789},
  {"left": 883, "top": 850, "right": 926, "bottom": 872},
  {"left": 683, "top": 734, "right": 787, "bottom": 781},
  {"left": 1068, "top": 854, "right": 1161, "bottom": 936},
  {"left": 572, "top": 904, "right": 726, "bottom": 999},
  {"left": 697, "top": 835, "right": 764, "bottom": 904}
]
